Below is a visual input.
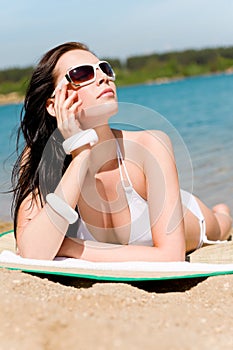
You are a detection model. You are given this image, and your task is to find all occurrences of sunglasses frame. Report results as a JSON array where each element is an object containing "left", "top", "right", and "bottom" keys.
[{"left": 51, "top": 60, "right": 115, "bottom": 98}]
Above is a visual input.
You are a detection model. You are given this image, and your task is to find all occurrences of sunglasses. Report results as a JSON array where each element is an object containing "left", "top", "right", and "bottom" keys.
[{"left": 51, "top": 61, "right": 115, "bottom": 97}]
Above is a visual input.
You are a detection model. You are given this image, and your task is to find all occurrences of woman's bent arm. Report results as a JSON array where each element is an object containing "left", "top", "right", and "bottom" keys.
[{"left": 16, "top": 150, "right": 90, "bottom": 260}]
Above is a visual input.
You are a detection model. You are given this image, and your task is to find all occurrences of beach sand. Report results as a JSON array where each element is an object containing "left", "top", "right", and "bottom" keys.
[{"left": 0, "top": 220, "right": 233, "bottom": 349}]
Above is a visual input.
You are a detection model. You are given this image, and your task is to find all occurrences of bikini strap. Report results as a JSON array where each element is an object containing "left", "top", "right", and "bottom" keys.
[{"left": 116, "top": 142, "right": 133, "bottom": 189}]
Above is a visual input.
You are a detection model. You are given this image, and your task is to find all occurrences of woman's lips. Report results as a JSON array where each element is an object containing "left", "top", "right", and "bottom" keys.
[{"left": 97, "top": 88, "right": 115, "bottom": 98}]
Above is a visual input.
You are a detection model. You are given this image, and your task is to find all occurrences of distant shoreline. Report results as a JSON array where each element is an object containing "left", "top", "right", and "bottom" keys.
[{"left": 0, "top": 92, "right": 23, "bottom": 106}]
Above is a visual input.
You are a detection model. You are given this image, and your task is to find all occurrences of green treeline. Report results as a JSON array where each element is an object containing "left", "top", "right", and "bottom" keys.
[
  {"left": 112, "top": 46, "right": 233, "bottom": 86},
  {"left": 1, "top": 46, "right": 233, "bottom": 96},
  {"left": 0, "top": 66, "right": 34, "bottom": 95}
]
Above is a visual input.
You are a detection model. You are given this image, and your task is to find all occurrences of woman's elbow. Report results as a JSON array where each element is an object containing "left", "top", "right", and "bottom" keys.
[
  {"left": 17, "top": 238, "right": 57, "bottom": 260},
  {"left": 156, "top": 244, "right": 186, "bottom": 262}
]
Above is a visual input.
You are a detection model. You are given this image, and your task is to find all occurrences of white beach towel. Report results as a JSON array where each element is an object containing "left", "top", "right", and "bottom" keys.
[{"left": 0, "top": 249, "right": 233, "bottom": 281}]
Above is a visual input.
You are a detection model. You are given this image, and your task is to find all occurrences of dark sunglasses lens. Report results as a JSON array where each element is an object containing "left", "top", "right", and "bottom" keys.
[
  {"left": 99, "top": 62, "right": 115, "bottom": 78},
  {"left": 69, "top": 65, "right": 94, "bottom": 85}
]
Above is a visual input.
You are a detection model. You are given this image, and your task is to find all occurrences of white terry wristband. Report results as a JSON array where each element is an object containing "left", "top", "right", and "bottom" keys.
[
  {"left": 63, "top": 129, "right": 98, "bottom": 154},
  {"left": 46, "top": 193, "right": 79, "bottom": 224}
]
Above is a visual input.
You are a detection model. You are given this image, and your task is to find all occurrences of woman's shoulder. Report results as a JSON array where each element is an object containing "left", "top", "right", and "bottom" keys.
[{"left": 121, "top": 129, "right": 172, "bottom": 148}]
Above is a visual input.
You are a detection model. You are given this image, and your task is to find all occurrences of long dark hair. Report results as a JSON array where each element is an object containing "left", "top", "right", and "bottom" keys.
[{"left": 11, "top": 42, "right": 89, "bottom": 233}]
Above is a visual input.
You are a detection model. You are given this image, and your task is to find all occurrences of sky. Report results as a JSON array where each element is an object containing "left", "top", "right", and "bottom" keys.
[{"left": 1, "top": 0, "right": 233, "bottom": 69}]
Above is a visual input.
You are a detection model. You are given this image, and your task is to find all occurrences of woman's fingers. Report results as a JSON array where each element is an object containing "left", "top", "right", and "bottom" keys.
[
  {"left": 53, "top": 85, "right": 83, "bottom": 138},
  {"left": 69, "top": 98, "right": 83, "bottom": 114}
]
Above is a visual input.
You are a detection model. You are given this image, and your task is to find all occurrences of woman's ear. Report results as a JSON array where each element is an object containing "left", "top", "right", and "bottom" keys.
[{"left": 46, "top": 98, "right": 56, "bottom": 117}]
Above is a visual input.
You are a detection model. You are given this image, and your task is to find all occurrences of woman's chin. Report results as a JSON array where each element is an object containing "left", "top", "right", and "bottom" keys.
[{"left": 78, "top": 102, "right": 118, "bottom": 129}]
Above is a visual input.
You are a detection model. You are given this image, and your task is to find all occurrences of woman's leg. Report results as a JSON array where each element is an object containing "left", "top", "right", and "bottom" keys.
[{"left": 183, "top": 197, "right": 232, "bottom": 253}]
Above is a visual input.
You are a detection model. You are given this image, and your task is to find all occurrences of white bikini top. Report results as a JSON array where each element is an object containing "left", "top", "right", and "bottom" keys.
[{"left": 75, "top": 143, "right": 153, "bottom": 246}]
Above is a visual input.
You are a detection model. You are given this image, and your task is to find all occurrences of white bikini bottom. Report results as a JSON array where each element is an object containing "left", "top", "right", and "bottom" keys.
[{"left": 181, "top": 190, "right": 226, "bottom": 249}]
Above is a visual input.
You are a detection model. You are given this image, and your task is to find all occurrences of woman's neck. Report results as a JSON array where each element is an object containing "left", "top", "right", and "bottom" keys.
[{"left": 89, "top": 125, "right": 122, "bottom": 175}]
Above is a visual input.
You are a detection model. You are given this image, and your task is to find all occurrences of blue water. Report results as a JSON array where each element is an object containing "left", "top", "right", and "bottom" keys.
[{"left": 0, "top": 73, "right": 233, "bottom": 220}]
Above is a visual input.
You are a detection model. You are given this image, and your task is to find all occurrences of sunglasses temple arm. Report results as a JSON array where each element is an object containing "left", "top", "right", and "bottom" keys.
[{"left": 51, "top": 77, "right": 69, "bottom": 98}]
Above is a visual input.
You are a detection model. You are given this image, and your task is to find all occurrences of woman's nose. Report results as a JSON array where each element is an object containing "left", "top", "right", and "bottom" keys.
[{"left": 96, "top": 68, "right": 109, "bottom": 85}]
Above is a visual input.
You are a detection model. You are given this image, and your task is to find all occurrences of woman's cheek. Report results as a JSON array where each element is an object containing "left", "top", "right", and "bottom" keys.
[{"left": 78, "top": 88, "right": 97, "bottom": 109}]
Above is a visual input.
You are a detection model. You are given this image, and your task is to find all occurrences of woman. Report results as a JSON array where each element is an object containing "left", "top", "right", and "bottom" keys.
[{"left": 12, "top": 42, "right": 232, "bottom": 261}]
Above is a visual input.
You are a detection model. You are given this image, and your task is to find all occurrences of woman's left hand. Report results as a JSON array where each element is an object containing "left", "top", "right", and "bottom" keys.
[{"left": 54, "top": 84, "right": 83, "bottom": 139}]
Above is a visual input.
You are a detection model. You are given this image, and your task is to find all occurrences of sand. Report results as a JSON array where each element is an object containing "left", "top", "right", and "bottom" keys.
[{"left": 0, "top": 220, "right": 233, "bottom": 350}]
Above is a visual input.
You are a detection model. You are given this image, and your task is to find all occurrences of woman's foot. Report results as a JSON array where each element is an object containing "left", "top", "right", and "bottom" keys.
[
  {"left": 212, "top": 203, "right": 231, "bottom": 217},
  {"left": 212, "top": 203, "right": 232, "bottom": 240}
]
